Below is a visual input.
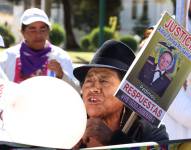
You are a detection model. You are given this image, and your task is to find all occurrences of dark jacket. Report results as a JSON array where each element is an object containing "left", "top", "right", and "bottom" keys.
[
  {"left": 109, "top": 107, "right": 169, "bottom": 145},
  {"left": 139, "top": 56, "right": 172, "bottom": 97}
]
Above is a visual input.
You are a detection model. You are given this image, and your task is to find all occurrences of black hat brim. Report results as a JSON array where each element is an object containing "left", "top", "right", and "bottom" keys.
[{"left": 73, "top": 64, "right": 127, "bottom": 83}]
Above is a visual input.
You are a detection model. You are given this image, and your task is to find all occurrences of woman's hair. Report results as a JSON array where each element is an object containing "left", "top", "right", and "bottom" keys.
[{"left": 21, "top": 24, "right": 28, "bottom": 31}]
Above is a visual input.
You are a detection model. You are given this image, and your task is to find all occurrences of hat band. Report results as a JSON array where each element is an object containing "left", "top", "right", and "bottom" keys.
[{"left": 91, "top": 57, "right": 129, "bottom": 71}]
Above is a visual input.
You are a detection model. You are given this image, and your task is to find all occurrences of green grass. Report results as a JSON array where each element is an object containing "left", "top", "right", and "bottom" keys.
[
  {"left": 0, "top": 48, "right": 4, "bottom": 55},
  {"left": 68, "top": 51, "right": 94, "bottom": 64}
]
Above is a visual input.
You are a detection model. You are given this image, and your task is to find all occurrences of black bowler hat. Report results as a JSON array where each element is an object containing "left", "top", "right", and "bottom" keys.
[{"left": 73, "top": 40, "right": 135, "bottom": 83}]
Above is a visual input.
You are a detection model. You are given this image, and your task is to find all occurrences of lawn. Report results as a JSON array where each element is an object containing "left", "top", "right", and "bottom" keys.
[{"left": 67, "top": 51, "right": 94, "bottom": 64}]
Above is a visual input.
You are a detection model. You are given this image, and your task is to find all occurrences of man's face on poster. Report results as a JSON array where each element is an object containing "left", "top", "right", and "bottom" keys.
[{"left": 158, "top": 52, "right": 173, "bottom": 71}]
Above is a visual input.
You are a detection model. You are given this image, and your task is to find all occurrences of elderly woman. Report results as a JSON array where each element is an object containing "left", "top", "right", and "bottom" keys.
[{"left": 73, "top": 40, "right": 169, "bottom": 148}]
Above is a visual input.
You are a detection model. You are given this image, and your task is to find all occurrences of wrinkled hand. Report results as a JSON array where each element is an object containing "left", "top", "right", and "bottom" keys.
[
  {"left": 82, "top": 118, "right": 113, "bottom": 147},
  {"left": 47, "top": 59, "right": 64, "bottom": 79}
]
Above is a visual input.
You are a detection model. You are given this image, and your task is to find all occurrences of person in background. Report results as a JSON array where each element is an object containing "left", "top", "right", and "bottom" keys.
[
  {"left": 0, "top": 8, "right": 78, "bottom": 91},
  {"left": 139, "top": 26, "right": 154, "bottom": 49},
  {"left": 73, "top": 40, "right": 169, "bottom": 148}
]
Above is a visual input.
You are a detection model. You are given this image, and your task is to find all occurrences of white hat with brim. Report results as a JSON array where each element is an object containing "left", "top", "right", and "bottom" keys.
[{"left": 20, "top": 8, "right": 51, "bottom": 28}]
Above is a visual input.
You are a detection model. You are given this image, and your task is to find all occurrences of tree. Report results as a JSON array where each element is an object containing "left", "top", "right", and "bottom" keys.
[
  {"left": 43, "top": 0, "right": 52, "bottom": 17},
  {"left": 133, "top": 0, "right": 150, "bottom": 38},
  {"left": 71, "top": 0, "right": 122, "bottom": 32},
  {"left": 62, "top": 0, "right": 79, "bottom": 49}
]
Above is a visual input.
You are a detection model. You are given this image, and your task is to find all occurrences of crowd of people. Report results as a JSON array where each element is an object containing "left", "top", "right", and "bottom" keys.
[{"left": 0, "top": 7, "right": 191, "bottom": 149}]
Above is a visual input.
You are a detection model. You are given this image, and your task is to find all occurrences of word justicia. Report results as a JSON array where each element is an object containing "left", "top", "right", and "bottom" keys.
[{"left": 164, "top": 18, "right": 191, "bottom": 51}]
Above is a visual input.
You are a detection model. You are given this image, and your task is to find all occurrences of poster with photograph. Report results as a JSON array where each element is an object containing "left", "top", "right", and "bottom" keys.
[{"left": 115, "top": 11, "right": 191, "bottom": 126}]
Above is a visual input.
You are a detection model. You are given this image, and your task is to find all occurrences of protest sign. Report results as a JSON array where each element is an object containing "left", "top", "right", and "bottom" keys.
[{"left": 115, "top": 11, "right": 191, "bottom": 126}]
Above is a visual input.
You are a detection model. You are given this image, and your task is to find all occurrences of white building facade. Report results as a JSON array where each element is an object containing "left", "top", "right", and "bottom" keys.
[{"left": 120, "top": 0, "right": 174, "bottom": 35}]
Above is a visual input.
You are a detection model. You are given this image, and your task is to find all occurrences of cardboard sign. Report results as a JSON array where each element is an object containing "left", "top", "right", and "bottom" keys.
[{"left": 115, "top": 12, "right": 191, "bottom": 126}]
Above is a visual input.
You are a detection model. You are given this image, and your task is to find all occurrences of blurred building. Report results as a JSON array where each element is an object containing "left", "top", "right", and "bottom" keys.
[
  {"left": 0, "top": 0, "right": 174, "bottom": 42},
  {"left": 120, "top": 0, "right": 174, "bottom": 35}
]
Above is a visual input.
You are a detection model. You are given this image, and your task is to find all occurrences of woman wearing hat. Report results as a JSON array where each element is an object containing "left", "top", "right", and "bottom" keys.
[
  {"left": 0, "top": 8, "right": 78, "bottom": 91},
  {"left": 73, "top": 40, "right": 169, "bottom": 148}
]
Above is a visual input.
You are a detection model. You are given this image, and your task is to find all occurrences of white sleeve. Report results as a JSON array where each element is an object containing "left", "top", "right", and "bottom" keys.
[
  {"left": 167, "top": 88, "right": 191, "bottom": 128},
  {"left": 0, "top": 50, "right": 10, "bottom": 80},
  {"left": 49, "top": 46, "right": 81, "bottom": 93},
  {"left": 0, "top": 45, "right": 20, "bottom": 81},
  {"left": 162, "top": 113, "right": 189, "bottom": 140}
]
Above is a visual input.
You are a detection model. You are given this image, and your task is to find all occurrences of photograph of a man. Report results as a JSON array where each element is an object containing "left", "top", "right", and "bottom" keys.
[{"left": 139, "top": 50, "right": 174, "bottom": 97}]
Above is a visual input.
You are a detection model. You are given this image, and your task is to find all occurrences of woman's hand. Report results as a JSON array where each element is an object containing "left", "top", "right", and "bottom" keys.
[{"left": 47, "top": 59, "right": 63, "bottom": 79}]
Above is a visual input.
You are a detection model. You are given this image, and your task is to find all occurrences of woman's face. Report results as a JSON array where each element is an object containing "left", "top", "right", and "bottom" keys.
[
  {"left": 22, "top": 21, "right": 49, "bottom": 50},
  {"left": 82, "top": 68, "right": 124, "bottom": 119}
]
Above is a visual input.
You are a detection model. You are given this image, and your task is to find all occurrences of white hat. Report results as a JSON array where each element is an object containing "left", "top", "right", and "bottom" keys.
[{"left": 20, "top": 8, "right": 51, "bottom": 28}]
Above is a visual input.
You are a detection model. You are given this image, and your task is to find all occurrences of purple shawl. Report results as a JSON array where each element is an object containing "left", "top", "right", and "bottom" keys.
[{"left": 20, "top": 42, "right": 51, "bottom": 76}]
